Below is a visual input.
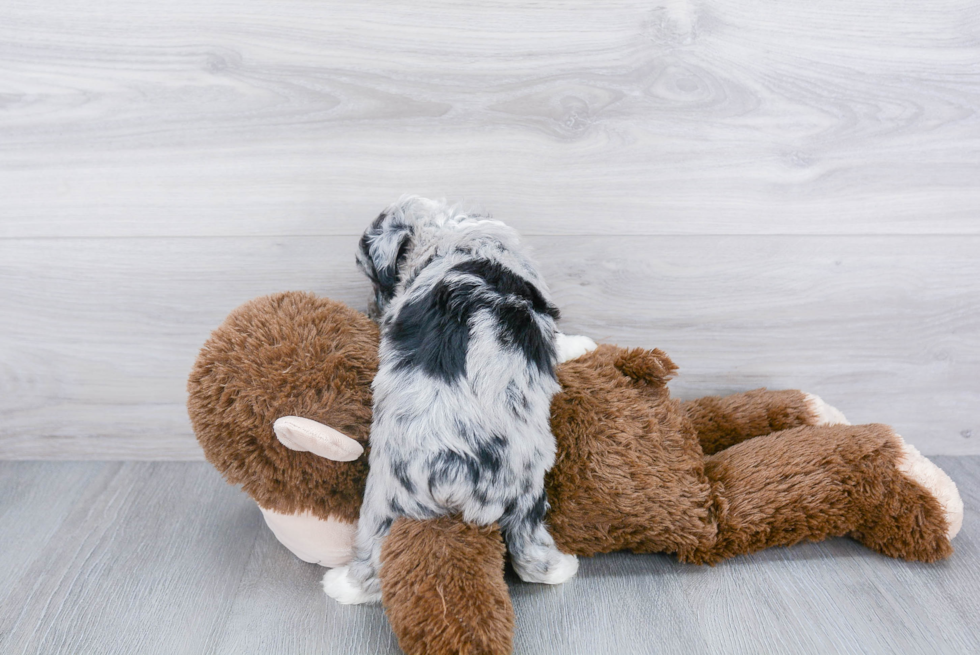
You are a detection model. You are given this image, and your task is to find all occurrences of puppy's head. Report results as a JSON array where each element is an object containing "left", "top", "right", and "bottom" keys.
[{"left": 356, "top": 196, "right": 492, "bottom": 318}]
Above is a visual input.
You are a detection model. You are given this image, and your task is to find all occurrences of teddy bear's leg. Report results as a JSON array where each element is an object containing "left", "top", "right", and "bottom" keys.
[
  {"left": 379, "top": 516, "right": 514, "bottom": 655},
  {"left": 685, "top": 423, "right": 962, "bottom": 565},
  {"left": 681, "top": 389, "right": 849, "bottom": 455}
]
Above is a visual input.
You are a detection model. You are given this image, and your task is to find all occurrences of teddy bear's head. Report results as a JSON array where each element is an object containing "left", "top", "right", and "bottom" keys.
[{"left": 187, "top": 292, "right": 379, "bottom": 535}]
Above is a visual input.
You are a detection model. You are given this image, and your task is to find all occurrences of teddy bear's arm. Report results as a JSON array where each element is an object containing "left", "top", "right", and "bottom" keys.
[{"left": 681, "top": 389, "right": 848, "bottom": 455}]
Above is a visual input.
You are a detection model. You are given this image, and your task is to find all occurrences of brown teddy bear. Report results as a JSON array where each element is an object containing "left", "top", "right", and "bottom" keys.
[{"left": 187, "top": 291, "right": 963, "bottom": 655}]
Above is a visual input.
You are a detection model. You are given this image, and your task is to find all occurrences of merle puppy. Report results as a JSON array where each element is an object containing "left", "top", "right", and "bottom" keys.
[{"left": 322, "top": 196, "right": 585, "bottom": 604}]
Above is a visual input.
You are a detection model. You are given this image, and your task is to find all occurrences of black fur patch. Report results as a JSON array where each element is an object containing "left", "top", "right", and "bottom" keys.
[
  {"left": 376, "top": 515, "right": 394, "bottom": 535},
  {"left": 428, "top": 449, "right": 481, "bottom": 490},
  {"left": 373, "top": 236, "right": 411, "bottom": 307},
  {"left": 388, "top": 277, "right": 475, "bottom": 383},
  {"left": 493, "top": 301, "right": 555, "bottom": 375},
  {"left": 473, "top": 434, "right": 508, "bottom": 480},
  {"left": 452, "top": 259, "right": 559, "bottom": 374},
  {"left": 451, "top": 259, "right": 559, "bottom": 319},
  {"left": 390, "top": 458, "right": 415, "bottom": 494},
  {"left": 388, "top": 258, "right": 559, "bottom": 383},
  {"left": 527, "top": 490, "right": 549, "bottom": 525},
  {"left": 357, "top": 232, "right": 373, "bottom": 272}
]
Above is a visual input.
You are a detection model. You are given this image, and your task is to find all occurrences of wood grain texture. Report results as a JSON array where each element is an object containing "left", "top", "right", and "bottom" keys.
[
  {"left": 2, "top": 235, "right": 977, "bottom": 458},
  {"left": 1, "top": 0, "right": 978, "bottom": 458},
  {"left": 1, "top": 0, "right": 978, "bottom": 237},
  {"left": 0, "top": 462, "right": 262, "bottom": 655},
  {"left": 0, "top": 459, "right": 977, "bottom": 654}
]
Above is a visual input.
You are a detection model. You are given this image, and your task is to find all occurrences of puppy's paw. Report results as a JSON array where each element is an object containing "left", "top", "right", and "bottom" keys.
[
  {"left": 321, "top": 566, "right": 382, "bottom": 605},
  {"left": 540, "top": 552, "right": 579, "bottom": 584},
  {"left": 895, "top": 437, "right": 964, "bottom": 540},
  {"left": 804, "top": 393, "right": 850, "bottom": 426},
  {"left": 515, "top": 551, "right": 579, "bottom": 585},
  {"left": 556, "top": 333, "right": 598, "bottom": 363}
]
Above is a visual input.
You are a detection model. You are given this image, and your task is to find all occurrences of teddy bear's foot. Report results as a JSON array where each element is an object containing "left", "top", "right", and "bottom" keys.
[
  {"left": 321, "top": 565, "right": 382, "bottom": 605},
  {"left": 693, "top": 423, "right": 963, "bottom": 566},
  {"left": 803, "top": 393, "right": 850, "bottom": 426},
  {"left": 851, "top": 430, "right": 963, "bottom": 562},
  {"left": 894, "top": 437, "right": 963, "bottom": 540}
]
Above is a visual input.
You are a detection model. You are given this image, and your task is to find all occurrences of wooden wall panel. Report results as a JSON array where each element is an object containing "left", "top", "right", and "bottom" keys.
[
  {"left": 1, "top": 0, "right": 978, "bottom": 237},
  {"left": 1, "top": 235, "right": 977, "bottom": 458},
  {"left": 1, "top": 0, "right": 977, "bottom": 458}
]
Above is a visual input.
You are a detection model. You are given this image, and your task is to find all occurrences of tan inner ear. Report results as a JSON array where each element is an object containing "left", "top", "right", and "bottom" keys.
[{"left": 273, "top": 416, "right": 365, "bottom": 461}]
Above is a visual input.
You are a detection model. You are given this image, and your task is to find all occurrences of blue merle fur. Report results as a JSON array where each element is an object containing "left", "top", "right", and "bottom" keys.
[
  {"left": 388, "top": 259, "right": 560, "bottom": 384},
  {"left": 345, "top": 196, "right": 575, "bottom": 596}
]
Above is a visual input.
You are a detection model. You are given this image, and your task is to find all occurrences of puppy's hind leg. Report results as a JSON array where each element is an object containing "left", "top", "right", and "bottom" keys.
[
  {"left": 322, "top": 479, "right": 392, "bottom": 604},
  {"left": 501, "top": 490, "right": 578, "bottom": 585}
]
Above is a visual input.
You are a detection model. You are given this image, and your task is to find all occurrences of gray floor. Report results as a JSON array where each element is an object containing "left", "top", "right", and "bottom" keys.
[{"left": 1, "top": 459, "right": 977, "bottom": 655}]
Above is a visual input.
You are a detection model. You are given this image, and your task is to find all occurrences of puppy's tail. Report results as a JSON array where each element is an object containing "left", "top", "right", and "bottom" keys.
[{"left": 380, "top": 515, "right": 514, "bottom": 655}]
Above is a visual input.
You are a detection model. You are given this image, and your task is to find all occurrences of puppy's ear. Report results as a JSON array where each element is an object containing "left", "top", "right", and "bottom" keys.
[
  {"left": 357, "top": 211, "right": 414, "bottom": 311},
  {"left": 373, "top": 229, "right": 412, "bottom": 300}
]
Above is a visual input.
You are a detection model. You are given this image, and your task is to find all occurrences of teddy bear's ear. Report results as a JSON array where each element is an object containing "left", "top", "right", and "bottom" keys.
[
  {"left": 613, "top": 348, "right": 678, "bottom": 387},
  {"left": 273, "top": 416, "right": 365, "bottom": 461}
]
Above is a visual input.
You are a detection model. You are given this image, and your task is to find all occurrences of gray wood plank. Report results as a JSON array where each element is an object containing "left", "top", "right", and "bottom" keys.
[
  {"left": 1, "top": 0, "right": 978, "bottom": 237},
  {"left": 2, "top": 235, "right": 978, "bottom": 458},
  {"left": 0, "top": 459, "right": 977, "bottom": 654},
  {"left": 0, "top": 462, "right": 262, "bottom": 655},
  {"left": 0, "top": 237, "right": 371, "bottom": 460},
  {"left": 210, "top": 525, "right": 401, "bottom": 655},
  {"left": 0, "top": 462, "right": 106, "bottom": 594},
  {"left": 554, "top": 236, "right": 980, "bottom": 456}
]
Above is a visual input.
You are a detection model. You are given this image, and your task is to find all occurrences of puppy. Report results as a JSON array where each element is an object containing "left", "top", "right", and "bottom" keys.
[{"left": 323, "top": 196, "right": 583, "bottom": 604}]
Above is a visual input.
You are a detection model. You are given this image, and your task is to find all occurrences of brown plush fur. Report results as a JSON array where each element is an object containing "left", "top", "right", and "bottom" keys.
[
  {"left": 545, "top": 348, "right": 951, "bottom": 564},
  {"left": 381, "top": 517, "right": 514, "bottom": 655},
  {"left": 681, "top": 388, "right": 817, "bottom": 455},
  {"left": 188, "top": 292, "right": 955, "bottom": 655},
  {"left": 187, "top": 292, "right": 378, "bottom": 523},
  {"left": 690, "top": 423, "right": 952, "bottom": 564},
  {"left": 545, "top": 345, "right": 717, "bottom": 558}
]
